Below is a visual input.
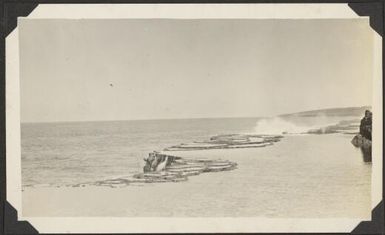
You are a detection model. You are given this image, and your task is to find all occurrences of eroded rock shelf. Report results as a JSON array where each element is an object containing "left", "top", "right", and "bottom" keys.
[
  {"left": 72, "top": 157, "right": 237, "bottom": 188},
  {"left": 71, "top": 134, "right": 283, "bottom": 188},
  {"left": 164, "top": 134, "right": 283, "bottom": 151}
]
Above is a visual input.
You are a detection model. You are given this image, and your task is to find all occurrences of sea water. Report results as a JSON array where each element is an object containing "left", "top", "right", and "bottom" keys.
[
  {"left": 22, "top": 117, "right": 262, "bottom": 187},
  {"left": 21, "top": 116, "right": 371, "bottom": 217},
  {"left": 21, "top": 116, "right": 365, "bottom": 187}
]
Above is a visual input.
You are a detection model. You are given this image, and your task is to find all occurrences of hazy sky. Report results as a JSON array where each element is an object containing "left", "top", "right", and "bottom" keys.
[{"left": 19, "top": 19, "right": 373, "bottom": 123}]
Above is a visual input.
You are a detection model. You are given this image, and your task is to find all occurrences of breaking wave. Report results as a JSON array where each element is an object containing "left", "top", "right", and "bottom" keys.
[
  {"left": 254, "top": 118, "right": 310, "bottom": 135},
  {"left": 253, "top": 116, "right": 342, "bottom": 135}
]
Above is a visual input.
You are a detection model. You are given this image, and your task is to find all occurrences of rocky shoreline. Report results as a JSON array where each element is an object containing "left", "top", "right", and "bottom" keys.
[
  {"left": 68, "top": 134, "right": 284, "bottom": 188},
  {"left": 43, "top": 120, "right": 364, "bottom": 188},
  {"left": 164, "top": 134, "right": 283, "bottom": 151},
  {"left": 71, "top": 157, "right": 238, "bottom": 188}
]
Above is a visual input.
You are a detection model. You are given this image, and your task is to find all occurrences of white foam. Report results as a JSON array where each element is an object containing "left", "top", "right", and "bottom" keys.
[
  {"left": 254, "top": 117, "right": 310, "bottom": 135},
  {"left": 253, "top": 116, "right": 344, "bottom": 135}
]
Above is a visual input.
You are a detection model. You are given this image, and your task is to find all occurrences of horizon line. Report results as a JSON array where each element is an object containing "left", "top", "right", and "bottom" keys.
[
  {"left": 20, "top": 104, "right": 371, "bottom": 124},
  {"left": 21, "top": 115, "right": 267, "bottom": 124}
]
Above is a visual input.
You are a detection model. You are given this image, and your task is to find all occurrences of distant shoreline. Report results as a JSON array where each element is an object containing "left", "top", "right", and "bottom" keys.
[
  {"left": 21, "top": 105, "right": 371, "bottom": 125},
  {"left": 279, "top": 105, "right": 371, "bottom": 118}
]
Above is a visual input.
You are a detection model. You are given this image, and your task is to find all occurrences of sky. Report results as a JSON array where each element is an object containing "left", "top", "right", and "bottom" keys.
[{"left": 19, "top": 19, "right": 374, "bottom": 123}]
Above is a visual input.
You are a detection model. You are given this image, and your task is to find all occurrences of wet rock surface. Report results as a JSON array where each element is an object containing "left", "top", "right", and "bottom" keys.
[
  {"left": 72, "top": 157, "right": 237, "bottom": 188},
  {"left": 351, "top": 134, "right": 372, "bottom": 162},
  {"left": 136, "top": 158, "right": 237, "bottom": 180},
  {"left": 164, "top": 134, "right": 283, "bottom": 151}
]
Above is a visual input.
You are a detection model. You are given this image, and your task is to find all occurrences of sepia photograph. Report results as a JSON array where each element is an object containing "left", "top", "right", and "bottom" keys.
[{"left": 4, "top": 3, "right": 383, "bottom": 233}]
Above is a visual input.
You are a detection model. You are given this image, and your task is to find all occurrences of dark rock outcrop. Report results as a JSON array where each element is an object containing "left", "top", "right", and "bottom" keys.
[
  {"left": 352, "top": 134, "right": 372, "bottom": 162},
  {"left": 143, "top": 151, "right": 181, "bottom": 172}
]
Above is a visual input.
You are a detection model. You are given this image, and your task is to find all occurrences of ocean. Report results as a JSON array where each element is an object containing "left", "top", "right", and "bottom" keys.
[
  {"left": 21, "top": 117, "right": 264, "bottom": 187},
  {"left": 21, "top": 115, "right": 372, "bottom": 217}
]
